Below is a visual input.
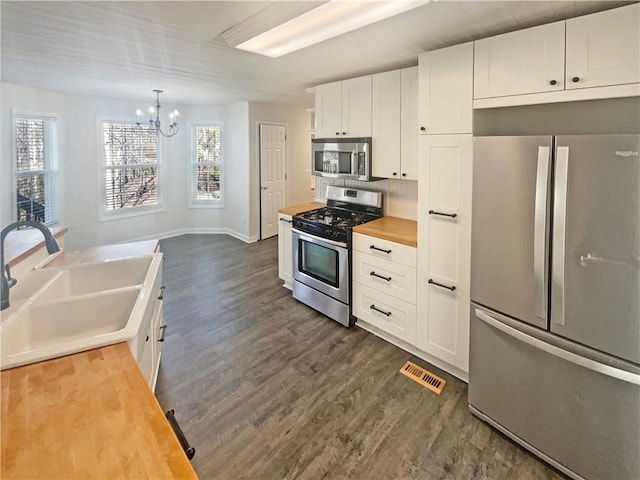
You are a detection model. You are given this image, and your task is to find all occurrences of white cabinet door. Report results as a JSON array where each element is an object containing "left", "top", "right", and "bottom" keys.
[
  {"left": 400, "top": 66, "right": 419, "bottom": 180},
  {"left": 474, "top": 22, "right": 565, "bottom": 99},
  {"left": 278, "top": 214, "right": 293, "bottom": 289},
  {"left": 341, "top": 75, "right": 372, "bottom": 137},
  {"left": 353, "top": 283, "right": 417, "bottom": 345},
  {"left": 416, "top": 134, "right": 472, "bottom": 372},
  {"left": 353, "top": 251, "right": 417, "bottom": 304},
  {"left": 566, "top": 4, "right": 640, "bottom": 89},
  {"left": 138, "top": 322, "right": 155, "bottom": 386},
  {"left": 372, "top": 70, "right": 401, "bottom": 179},
  {"left": 418, "top": 42, "right": 473, "bottom": 134},
  {"left": 315, "top": 81, "right": 342, "bottom": 138}
]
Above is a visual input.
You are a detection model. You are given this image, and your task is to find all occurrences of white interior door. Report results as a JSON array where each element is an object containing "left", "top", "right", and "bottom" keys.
[{"left": 260, "top": 123, "right": 287, "bottom": 239}]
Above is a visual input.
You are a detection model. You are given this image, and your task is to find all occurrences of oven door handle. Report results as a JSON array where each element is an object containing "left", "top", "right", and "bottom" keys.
[{"left": 291, "top": 228, "right": 348, "bottom": 249}]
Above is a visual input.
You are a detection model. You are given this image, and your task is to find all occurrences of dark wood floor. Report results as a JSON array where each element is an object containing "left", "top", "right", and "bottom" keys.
[{"left": 156, "top": 234, "right": 565, "bottom": 480}]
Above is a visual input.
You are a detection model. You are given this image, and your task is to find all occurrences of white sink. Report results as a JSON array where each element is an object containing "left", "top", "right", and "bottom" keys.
[{"left": 0, "top": 254, "right": 163, "bottom": 370}]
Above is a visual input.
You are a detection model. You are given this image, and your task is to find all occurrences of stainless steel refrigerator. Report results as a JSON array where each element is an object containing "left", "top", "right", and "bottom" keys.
[{"left": 469, "top": 135, "right": 640, "bottom": 480}]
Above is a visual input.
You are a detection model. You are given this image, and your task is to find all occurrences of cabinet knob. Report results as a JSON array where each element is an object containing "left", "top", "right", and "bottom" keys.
[
  {"left": 392, "top": 172, "right": 397, "bottom": 176},
  {"left": 549, "top": 80, "right": 557, "bottom": 86},
  {"left": 335, "top": 132, "right": 340, "bottom": 136},
  {"left": 420, "top": 126, "right": 426, "bottom": 132},
  {"left": 342, "top": 132, "right": 346, "bottom": 135},
  {"left": 401, "top": 173, "right": 407, "bottom": 177},
  {"left": 572, "top": 76, "right": 580, "bottom": 83}
]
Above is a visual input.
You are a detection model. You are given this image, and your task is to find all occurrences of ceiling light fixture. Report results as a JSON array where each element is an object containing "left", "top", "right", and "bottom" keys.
[
  {"left": 236, "top": 0, "right": 429, "bottom": 58},
  {"left": 136, "top": 90, "right": 179, "bottom": 138}
]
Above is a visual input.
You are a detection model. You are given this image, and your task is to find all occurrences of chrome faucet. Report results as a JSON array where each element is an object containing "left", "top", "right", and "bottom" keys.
[{"left": 1, "top": 220, "right": 60, "bottom": 310}]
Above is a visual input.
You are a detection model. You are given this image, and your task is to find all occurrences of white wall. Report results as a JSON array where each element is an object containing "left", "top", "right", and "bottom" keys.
[
  {"left": 225, "top": 101, "right": 252, "bottom": 241},
  {"left": 0, "top": 83, "right": 67, "bottom": 229},
  {"left": 1, "top": 84, "right": 307, "bottom": 249},
  {"left": 314, "top": 177, "right": 418, "bottom": 221}
]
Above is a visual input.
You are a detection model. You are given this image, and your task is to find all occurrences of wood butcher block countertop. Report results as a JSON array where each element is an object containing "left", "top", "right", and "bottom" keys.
[
  {"left": 278, "top": 201, "right": 324, "bottom": 216},
  {"left": 1, "top": 344, "right": 197, "bottom": 479},
  {"left": 1, "top": 239, "right": 197, "bottom": 479},
  {"left": 353, "top": 217, "right": 418, "bottom": 247}
]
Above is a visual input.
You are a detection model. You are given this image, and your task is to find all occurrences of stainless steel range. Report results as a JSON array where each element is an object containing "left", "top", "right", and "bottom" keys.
[{"left": 292, "top": 186, "right": 383, "bottom": 327}]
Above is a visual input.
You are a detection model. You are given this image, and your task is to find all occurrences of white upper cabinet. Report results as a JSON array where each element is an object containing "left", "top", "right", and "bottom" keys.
[
  {"left": 474, "top": 4, "right": 640, "bottom": 104},
  {"left": 315, "top": 76, "right": 372, "bottom": 138},
  {"left": 400, "top": 66, "right": 419, "bottom": 180},
  {"left": 418, "top": 42, "right": 473, "bottom": 134},
  {"left": 372, "top": 67, "right": 419, "bottom": 180},
  {"left": 565, "top": 4, "right": 640, "bottom": 89},
  {"left": 372, "top": 70, "right": 401, "bottom": 179},
  {"left": 342, "top": 75, "right": 372, "bottom": 137},
  {"left": 314, "top": 81, "right": 342, "bottom": 138},
  {"left": 474, "top": 22, "right": 565, "bottom": 99}
]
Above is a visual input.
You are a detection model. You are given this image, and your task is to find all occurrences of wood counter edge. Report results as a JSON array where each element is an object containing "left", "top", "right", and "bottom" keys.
[
  {"left": 278, "top": 202, "right": 324, "bottom": 217},
  {"left": 0, "top": 343, "right": 198, "bottom": 479},
  {"left": 352, "top": 217, "right": 417, "bottom": 247}
]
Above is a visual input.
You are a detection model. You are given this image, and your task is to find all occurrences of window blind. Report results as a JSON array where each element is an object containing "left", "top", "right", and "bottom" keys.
[
  {"left": 193, "top": 125, "right": 222, "bottom": 202},
  {"left": 102, "top": 122, "right": 159, "bottom": 211},
  {"left": 14, "top": 116, "right": 57, "bottom": 224}
]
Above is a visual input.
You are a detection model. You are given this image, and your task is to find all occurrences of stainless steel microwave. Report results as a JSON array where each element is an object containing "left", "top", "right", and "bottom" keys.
[{"left": 311, "top": 137, "right": 380, "bottom": 181}]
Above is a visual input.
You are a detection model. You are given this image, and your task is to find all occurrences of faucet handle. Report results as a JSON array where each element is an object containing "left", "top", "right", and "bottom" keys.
[{"left": 5, "top": 264, "right": 17, "bottom": 288}]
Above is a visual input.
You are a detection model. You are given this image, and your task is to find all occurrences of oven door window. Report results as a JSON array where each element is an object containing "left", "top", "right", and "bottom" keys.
[{"left": 299, "top": 239, "right": 339, "bottom": 288}]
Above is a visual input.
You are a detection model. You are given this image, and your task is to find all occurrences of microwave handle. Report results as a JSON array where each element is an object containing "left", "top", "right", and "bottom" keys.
[{"left": 351, "top": 151, "right": 357, "bottom": 176}]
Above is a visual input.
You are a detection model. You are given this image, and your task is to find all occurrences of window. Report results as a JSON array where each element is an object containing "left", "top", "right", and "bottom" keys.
[
  {"left": 190, "top": 124, "right": 223, "bottom": 206},
  {"left": 14, "top": 113, "right": 58, "bottom": 224},
  {"left": 101, "top": 121, "right": 161, "bottom": 217}
]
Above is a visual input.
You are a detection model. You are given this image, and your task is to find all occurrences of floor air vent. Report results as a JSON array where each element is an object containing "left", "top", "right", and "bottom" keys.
[{"left": 399, "top": 360, "right": 446, "bottom": 395}]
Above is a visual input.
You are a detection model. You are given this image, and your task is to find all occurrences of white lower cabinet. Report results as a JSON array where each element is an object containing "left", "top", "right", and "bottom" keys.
[
  {"left": 352, "top": 233, "right": 417, "bottom": 344},
  {"left": 131, "top": 271, "right": 165, "bottom": 392},
  {"left": 416, "top": 134, "right": 472, "bottom": 373},
  {"left": 277, "top": 213, "right": 293, "bottom": 289}
]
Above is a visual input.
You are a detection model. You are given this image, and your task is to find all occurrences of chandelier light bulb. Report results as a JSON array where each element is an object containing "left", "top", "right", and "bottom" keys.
[{"left": 135, "top": 90, "right": 180, "bottom": 138}]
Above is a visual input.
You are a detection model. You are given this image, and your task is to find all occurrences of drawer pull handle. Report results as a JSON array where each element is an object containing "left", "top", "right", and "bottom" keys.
[
  {"left": 370, "top": 271, "right": 392, "bottom": 282},
  {"left": 370, "top": 245, "right": 392, "bottom": 254},
  {"left": 165, "top": 409, "right": 196, "bottom": 460},
  {"left": 428, "top": 279, "right": 456, "bottom": 292},
  {"left": 428, "top": 210, "right": 457, "bottom": 219},
  {"left": 370, "top": 304, "right": 392, "bottom": 317},
  {"left": 157, "top": 285, "right": 166, "bottom": 300},
  {"left": 158, "top": 325, "right": 167, "bottom": 342}
]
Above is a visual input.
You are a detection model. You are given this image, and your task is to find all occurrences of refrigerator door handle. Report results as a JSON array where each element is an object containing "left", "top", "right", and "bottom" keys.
[
  {"left": 533, "top": 146, "right": 550, "bottom": 319},
  {"left": 475, "top": 308, "right": 640, "bottom": 385},
  {"left": 551, "top": 146, "right": 569, "bottom": 326}
]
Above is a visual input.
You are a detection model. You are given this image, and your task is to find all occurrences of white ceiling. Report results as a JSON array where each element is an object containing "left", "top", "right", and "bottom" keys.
[{"left": 1, "top": 1, "right": 632, "bottom": 107}]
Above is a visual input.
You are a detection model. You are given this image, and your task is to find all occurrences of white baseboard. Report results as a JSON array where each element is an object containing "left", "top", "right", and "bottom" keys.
[
  {"left": 355, "top": 319, "right": 469, "bottom": 383},
  {"left": 124, "top": 228, "right": 259, "bottom": 245}
]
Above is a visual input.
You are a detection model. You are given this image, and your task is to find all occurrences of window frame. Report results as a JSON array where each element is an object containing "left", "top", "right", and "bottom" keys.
[
  {"left": 11, "top": 109, "right": 61, "bottom": 226},
  {"left": 97, "top": 116, "right": 165, "bottom": 221},
  {"left": 188, "top": 122, "right": 224, "bottom": 209}
]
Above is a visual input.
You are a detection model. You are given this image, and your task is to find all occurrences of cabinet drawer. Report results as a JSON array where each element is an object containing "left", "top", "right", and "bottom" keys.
[
  {"left": 353, "top": 251, "right": 416, "bottom": 304},
  {"left": 353, "top": 284, "right": 416, "bottom": 344},
  {"left": 353, "top": 233, "right": 416, "bottom": 267}
]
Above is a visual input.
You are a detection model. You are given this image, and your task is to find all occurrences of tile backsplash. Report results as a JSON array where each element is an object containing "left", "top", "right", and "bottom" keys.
[{"left": 314, "top": 177, "right": 418, "bottom": 221}]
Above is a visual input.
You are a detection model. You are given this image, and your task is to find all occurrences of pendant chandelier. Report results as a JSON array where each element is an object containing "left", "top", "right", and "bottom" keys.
[{"left": 136, "top": 89, "right": 179, "bottom": 138}]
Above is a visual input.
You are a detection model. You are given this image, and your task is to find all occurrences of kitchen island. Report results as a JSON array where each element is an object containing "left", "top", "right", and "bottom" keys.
[{"left": 0, "top": 238, "right": 197, "bottom": 479}]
